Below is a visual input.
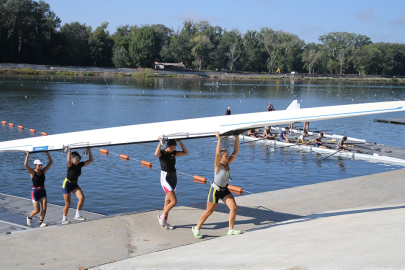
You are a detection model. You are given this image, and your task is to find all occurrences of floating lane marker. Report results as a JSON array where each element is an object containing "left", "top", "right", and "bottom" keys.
[
  {"left": 41, "top": 132, "right": 48, "bottom": 136},
  {"left": 193, "top": 175, "right": 207, "bottom": 184},
  {"left": 1, "top": 121, "right": 6, "bottom": 125},
  {"left": 141, "top": 160, "right": 152, "bottom": 169},
  {"left": 29, "top": 129, "right": 36, "bottom": 133},
  {"left": 228, "top": 185, "right": 243, "bottom": 195},
  {"left": 99, "top": 148, "right": 109, "bottom": 155},
  {"left": 9, "top": 123, "right": 14, "bottom": 127},
  {"left": 120, "top": 154, "right": 129, "bottom": 160},
  {"left": 18, "top": 125, "right": 24, "bottom": 130}
]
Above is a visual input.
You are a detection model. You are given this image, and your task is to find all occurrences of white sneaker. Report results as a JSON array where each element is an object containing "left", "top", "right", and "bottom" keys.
[
  {"left": 62, "top": 219, "right": 71, "bottom": 225},
  {"left": 164, "top": 223, "right": 174, "bottom": 230},
  {"left": 27, "top": 216, "right": 32, "bottom": 227},
  {"left": 158, "top": 215, "right": 165, "bottom": 228},
  {"left": 74, "top": 216, "right": 86, "bottom": 221},
  {"left": 39, "top": 222, "right": 48, "bottom": 227}
]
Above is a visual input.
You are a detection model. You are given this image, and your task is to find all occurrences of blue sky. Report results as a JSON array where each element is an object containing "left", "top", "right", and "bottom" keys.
[{"left": 46, "top": 0, "right": 405, "bottom": 44}]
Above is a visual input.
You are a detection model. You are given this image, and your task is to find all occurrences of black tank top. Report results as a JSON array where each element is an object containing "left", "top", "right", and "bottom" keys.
[
  {"left": 159, "top": 150, "right": 177, "bottom": 172},
  {"left": 32, "top": 170, "right": 45, "bottom": 187},
  {"left": 67, "top": 162, "right": 85, "bottom": 182}
]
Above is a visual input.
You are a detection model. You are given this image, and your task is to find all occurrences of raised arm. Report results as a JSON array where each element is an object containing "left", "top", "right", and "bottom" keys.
[
  {"left": 214, "top": 133, "right": 222, "bottom": 171},
  {"left": 175, "top": 140, "right": 189, "bottom": 157},
  {"left": 67, "top": 147, "right": 72, "bottom": 167},
  {"left": 42, "top": 151, "right": 53, "bottom": 173},
  {"left": 228, "top": 135, "right": 239, "bottom": 165},
  {"left": 24, "top": 151, "right": 35, "bottom": 175},
  {"left": 83, "top": 148, "right": 94, "bottom": 166},
  {"left": 155, "top": 136, "right": 162, "bottom": 158}
]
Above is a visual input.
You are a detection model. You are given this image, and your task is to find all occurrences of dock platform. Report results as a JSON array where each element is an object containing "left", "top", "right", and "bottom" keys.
[
  {"left": 0, "top": 193, "right": 104, "bottom": 234},
  {"left": 374, "top": 118, "right": 405, "bottom": 125}
]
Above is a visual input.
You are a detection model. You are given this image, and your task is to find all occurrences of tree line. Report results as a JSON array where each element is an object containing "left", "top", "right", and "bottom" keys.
[{"left": 1, "top": 0, "right": 405, "bottom": 76}]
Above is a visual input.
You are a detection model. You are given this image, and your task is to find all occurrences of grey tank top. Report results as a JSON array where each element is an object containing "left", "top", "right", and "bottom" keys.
[{"left": 214, "top": 164, "right": 230, "bottom": 187}]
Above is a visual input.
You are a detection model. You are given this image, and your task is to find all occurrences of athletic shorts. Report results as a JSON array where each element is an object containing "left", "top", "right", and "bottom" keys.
[
  {"left": 207, "top": 185, "right": 231, "bottom": 204},
  {"left": 62, "top": 178, "right": 80, "bottom": 194},
  {"left": 31, "top": 186, "right": 47, "bottom": 202},
  {"left": 160, "top": 171, "right": 177, "bottom": 194},
  {"left": 315, "top": 142, "right": 320, "bottom": 147}
]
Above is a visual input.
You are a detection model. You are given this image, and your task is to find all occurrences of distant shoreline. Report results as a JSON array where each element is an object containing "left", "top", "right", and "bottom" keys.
[{"left": 1, "top": 63, "right": 404, "bottom": 83}]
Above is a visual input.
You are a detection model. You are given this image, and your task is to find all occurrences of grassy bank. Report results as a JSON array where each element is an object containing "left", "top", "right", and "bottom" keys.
[{"left": 0, "top": 67, "right": 404, "bottom": 84}]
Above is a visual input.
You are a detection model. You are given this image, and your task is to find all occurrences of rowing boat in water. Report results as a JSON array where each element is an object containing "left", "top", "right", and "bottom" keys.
[{"left": 239, "top": 135, "right": 405, "bottom": 166}]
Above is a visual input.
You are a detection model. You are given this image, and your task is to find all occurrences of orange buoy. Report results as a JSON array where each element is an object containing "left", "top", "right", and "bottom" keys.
[
  {"left": 120, "top": 154, "right": 129, "bottom": 160},
  {"left": 193, "top": 175, "right": 207, "bottom": 184},
  {"left": 1, "top": 121, "right": 6, "bottom": 125},
  {"left": 228, "top": 185, "right": 243, "bottom": 195},
  {"left": 29, "top": 129, "right": 36, "bottom": 133},
  {"left": 9, "top": 123, "right": 14, "bottom": 127},
  {"left": 18, "top": 125, "right": 24, "bottom": 129},
  {"left": 141, "top": 160, "right": 152, "bottom": 167},
  {"left": 100, "top": 149, "right": 109, "bottom": 155},
  {"left": 41, "top": 132, "right": 48, "bottom": 136}
]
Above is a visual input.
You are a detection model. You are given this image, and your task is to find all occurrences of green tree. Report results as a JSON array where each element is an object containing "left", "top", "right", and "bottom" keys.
[
  {"left": 191, "top": 34, "right": 210, "bottom": 70},
  {"left": 302, "top": 43, "right": 322, "bottom": 74},
  {"left": 241, "top": 30, "right": 264, "bottom": 71},
  {"left": 318, "top": 32, "right": 371, "bottom": 74},
  {"left": 217, "top": 30, "right": 243, "bottom": 70},
  {"left": 0, "top": 0, "right": 60, "bottom": 63},
  {"left": 112, "top": 45, "right": 129, "bottom": 68},
  {"left": 59, "top": 22, "right": 92, "bottom": 66},
  {"left": 350, "top": 44, "right": 381, "bottom": 75},
  {"left": 129, "top": 25, "right": 160, "bottom": 68},
  {"left": 89, "top": 21, "right": 114, "bottom": 67},
  {"left": 170, "top": 20, "right": 197, "bottom": 67}
]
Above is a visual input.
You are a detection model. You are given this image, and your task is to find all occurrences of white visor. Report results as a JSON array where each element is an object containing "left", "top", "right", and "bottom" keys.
[{"left": 34, "top": 159, "right": 43, "bottom": 165}]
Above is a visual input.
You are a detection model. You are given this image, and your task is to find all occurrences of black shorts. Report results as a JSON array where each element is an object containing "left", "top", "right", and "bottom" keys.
[
  {"left": 160, "top": 171, "right": 177, "bottom": 194},
  {"left": 207, "top": 185, "right": 231, "bottom": 204}
]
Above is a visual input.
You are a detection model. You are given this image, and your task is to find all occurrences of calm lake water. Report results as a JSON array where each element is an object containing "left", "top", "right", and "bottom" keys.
[{"left": 1, "top": 75, "right": 404, "bottom": 215}]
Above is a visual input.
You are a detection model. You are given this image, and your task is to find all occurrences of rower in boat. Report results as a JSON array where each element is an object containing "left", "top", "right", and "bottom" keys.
[
  {"left": 263, "top": 126, "right": 275, "bottom": 140},
  {"left": 247, "top": 129, "right": 259, "bottom": 138},
  {"left": 280, "top": 127, "right": 292, "bottom": 143},
  {"left": 336, "top": 136, "right": 349, "bottom": 151},
  {"left": 226, "top": 107, "right": 231, "bottom": 115},
  {"left": 297, "top": 131, "right": 309, "bottom": 145},
  {"left": 315, "top": 132, "right": 328, "bottom": 148}
]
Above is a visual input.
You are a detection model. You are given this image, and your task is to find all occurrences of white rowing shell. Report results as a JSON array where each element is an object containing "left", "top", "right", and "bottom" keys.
[{"left": 0, "top": 100, "right": 404, "bottom": 152}]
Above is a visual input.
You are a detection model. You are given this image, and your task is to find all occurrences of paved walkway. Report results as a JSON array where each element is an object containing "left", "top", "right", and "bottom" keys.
[
  {"left": 92, "top": 204, "right": 405, "bottom": 270},
  {"left": 1, "top": 168, "right": 404, "bottom": 270}
]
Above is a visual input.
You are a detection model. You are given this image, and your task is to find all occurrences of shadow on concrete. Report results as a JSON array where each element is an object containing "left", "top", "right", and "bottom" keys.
[
  {"left": 252, "top": 204, "right": 405, "bottom": 232},
  {"left": 175, "top": 202, "right": 302, "bottom": 233}
]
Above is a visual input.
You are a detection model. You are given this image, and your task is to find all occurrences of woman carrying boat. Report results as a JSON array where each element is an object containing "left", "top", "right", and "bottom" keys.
[
  {"left": 24, "top": 151, "right": 53, "bottom": 227},
  {"left": 192, "top": 132, "right": 241, "bottom": 239},
  {"left": 62, "top": 147, "right": 93, "bottom": 224},
  {"left": 155, "top": 138, "right": 188, "bottom": 229}
]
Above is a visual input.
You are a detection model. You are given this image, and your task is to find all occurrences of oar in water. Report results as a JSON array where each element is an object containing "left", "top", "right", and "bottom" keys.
[{"left": 322, "top": 149, "right": 342, "bottom": 160}]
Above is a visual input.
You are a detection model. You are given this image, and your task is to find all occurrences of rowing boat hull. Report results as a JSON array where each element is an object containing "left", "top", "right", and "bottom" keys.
[{"left": 1, "top": 100, "right": 404, "bottom": 153}]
